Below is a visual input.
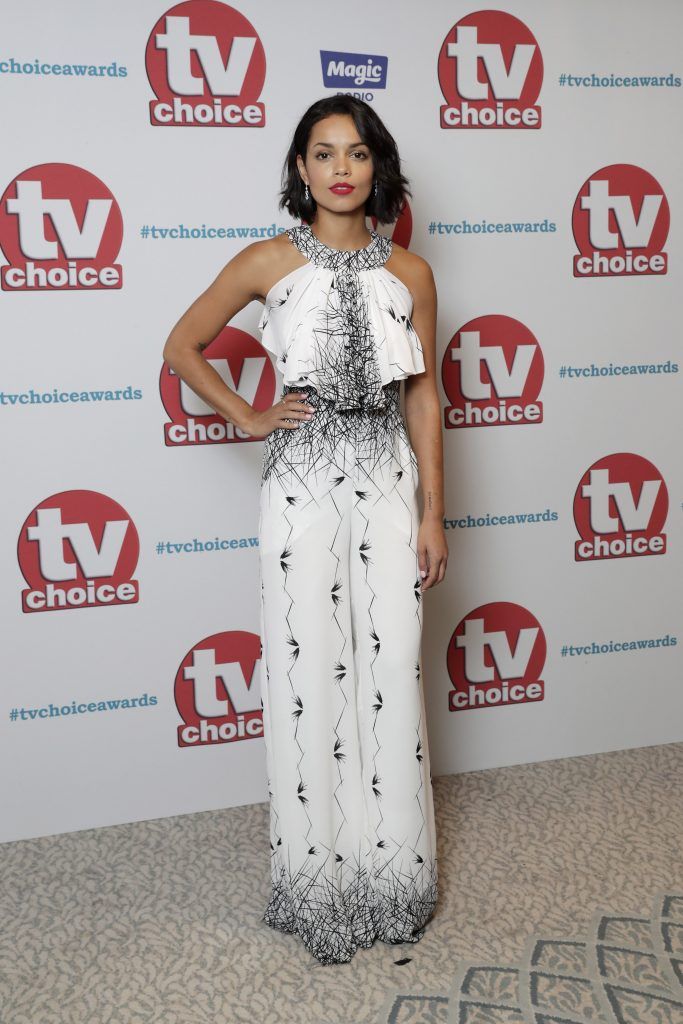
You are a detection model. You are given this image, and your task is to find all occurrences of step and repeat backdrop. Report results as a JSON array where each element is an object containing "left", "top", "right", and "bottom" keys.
[{"left": 2, "top": 1, "right": 681, "bottom": 843}]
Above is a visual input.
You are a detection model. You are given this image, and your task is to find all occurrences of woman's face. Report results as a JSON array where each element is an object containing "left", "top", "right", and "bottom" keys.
[{"left": 297, "top": 113, "right": 374, "bottom": 216}]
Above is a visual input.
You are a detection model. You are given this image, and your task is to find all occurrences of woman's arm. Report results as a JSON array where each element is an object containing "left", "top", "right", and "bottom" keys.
[
  {"left": 403, "top": 256, "right": 448, "bottom": 590},
  {"left": 162, "top": 237, "right": 312, "bottom": 436}
]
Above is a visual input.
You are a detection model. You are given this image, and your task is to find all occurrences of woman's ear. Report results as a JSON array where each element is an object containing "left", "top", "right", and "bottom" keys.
[{"left": 295, "top": 154, "right": 307, "bottom": 185}]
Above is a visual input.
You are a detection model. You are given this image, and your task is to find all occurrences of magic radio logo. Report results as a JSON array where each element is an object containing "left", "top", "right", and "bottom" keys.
[
  {"left": 573, "top": 453, "right": 668, "bottom": 562},
  {"left": 447, "top": 601, "right": 547, "bottom": 711},
  {"left": 161, "top": 325, "right": 277, "bottom": 445},
  {"left": 320, "top": 49, "right": 388, "bottom": 94},
  {"left": 18, "top": 490, "right": 140, "bottom": 613},
  {"left": 572, "top": 164, "right": 669, "bottom": 277},
  {"left": 0, "top": 163, "right": 123, "bottom": 291},
  {"left": 438, "top": 10, "right": 543, "bottom": 129},
  {"left": 442, "top": 315, "right": 544, "bottom": 429},
  {"left": 175, "top": 630, "right": 263, "bottom": 747},
  {"left": 146, "top": 0, "right": 266, "bottom": 127}
]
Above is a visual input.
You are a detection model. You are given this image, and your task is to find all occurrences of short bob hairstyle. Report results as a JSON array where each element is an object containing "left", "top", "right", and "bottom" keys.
[{"left": 279, "top": 95, "right": 411, "bottom": 226}]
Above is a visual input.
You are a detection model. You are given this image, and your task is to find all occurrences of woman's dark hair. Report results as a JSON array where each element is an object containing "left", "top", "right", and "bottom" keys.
[{"left": 279, "top": 95, "right": 411, "bottom": 226}]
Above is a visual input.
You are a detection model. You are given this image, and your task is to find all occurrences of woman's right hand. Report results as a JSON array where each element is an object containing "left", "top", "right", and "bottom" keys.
[{"left": 241, "top": 391, "right": 316, "bottom": 438}]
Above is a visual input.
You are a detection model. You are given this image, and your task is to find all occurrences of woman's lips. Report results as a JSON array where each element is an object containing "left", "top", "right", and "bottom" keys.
[{"left": 329, "top": 184, "right": 355, "bottom": 194}]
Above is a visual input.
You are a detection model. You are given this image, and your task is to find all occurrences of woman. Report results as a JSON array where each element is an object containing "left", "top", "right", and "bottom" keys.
[{"left": 163, "top": 95, "right": 447, "bottom": 965}]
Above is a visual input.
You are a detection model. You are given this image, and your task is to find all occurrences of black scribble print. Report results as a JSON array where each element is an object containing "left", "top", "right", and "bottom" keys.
[
  {"left": 370, "top": 629, "right": 380, "bottom": 656},
  {"left": 372, "top": 772, "right": 382, "bottom": 800},
  {"left": 285, "top": 634, "right": 299, "bottom": 662},
  {"left": 297, "top": 781, "right": 309, "bottom": 806},
  {"left": 258, "top": 223, "right": 437, "bottom": 965},
  {"left": 385, "top": 302, "right": 418, "bottom": 337},
  {"left": 279, "top": 546, "right": 292, "bottom": 573},
  {"left": 358, "top": 538, "right": 373, "bottom": 568},
  {"left": 333, "top": 737, "right": 346, "bottom": 763},
  {"left": 333, "top": 661, "right": 346, "bottom": 683},
  {"left": 260, "top": 286, "right": 295, "bottom": 333},
  {"left": 291, "top": 695, "right": 303, "bottom": 721}
]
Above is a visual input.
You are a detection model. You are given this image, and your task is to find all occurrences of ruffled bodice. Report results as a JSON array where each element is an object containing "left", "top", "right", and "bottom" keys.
[{"left": 257, "top": 224, "right": 425, "bottom": 410}]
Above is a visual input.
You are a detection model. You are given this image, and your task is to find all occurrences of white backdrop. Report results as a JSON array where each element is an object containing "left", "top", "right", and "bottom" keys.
[{"left": 1, "top": 0, "right": 681, "bottom": 843}]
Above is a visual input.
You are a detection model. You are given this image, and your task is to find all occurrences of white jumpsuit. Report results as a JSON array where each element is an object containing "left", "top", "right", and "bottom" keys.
[{"left": 256, "top": 224, "right": 438, "bottom": 965}]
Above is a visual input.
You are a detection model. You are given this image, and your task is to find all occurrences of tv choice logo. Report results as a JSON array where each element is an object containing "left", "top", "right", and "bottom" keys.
[
  {"left": 438, "top": 10, "right": 543, "bottom": 129},
  {"left": 0, "top": 163, "right": 123, "bottom": 291},
  {"left": 175, "top": 630, "right": 263, "bottom": 747},
  {"left": 574, "top": 453, "right": 668, "bottom": 562},
  {"left": 18, "top": 490, "right": 140, "bottom": 613},
  {"left": 442, "top": 315, "right": 544, "bottom": 429},
  {"left": 161, "top": 325, "right": 277, "bottom": 445},
  {"left": 146, "top": 0, "right": 266, "bottom": 127},
  {"left": 447, "top": 602, "right": 547, "bottom": 711},
  {"left": 320, "top": 50, "right": 388, "bottom": 92},
  {"left": 572, "top": 164, "right": 669, "bottom": 277}
]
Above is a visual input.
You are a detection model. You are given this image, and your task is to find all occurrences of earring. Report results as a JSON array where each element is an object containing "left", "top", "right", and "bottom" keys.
[
  {"left": 373, "top": 180, "right": 378, "bottom": 195},
  {"left": 304, "top": 183, "right": 310, "bottom": 201}
]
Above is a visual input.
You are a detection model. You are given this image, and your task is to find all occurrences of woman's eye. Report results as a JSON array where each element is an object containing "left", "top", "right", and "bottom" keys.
[{"left": 314, "top": 151, "right": 368, "bottom": 160}]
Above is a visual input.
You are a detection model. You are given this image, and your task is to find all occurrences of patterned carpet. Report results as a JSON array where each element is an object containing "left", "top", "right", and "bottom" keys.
[
  {"left": 378, "top": 889, "right": 683, "bottom": 1022},
  {"left": 1, "top": 741, "right": 682, "bottom": 1024}
]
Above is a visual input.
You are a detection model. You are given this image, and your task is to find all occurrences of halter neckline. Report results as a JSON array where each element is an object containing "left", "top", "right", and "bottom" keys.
[
  {"left": 286, "top": 223, "right": 392, "bottom": 271},
  {"left": 307, "top": 225, "right": 377, "bottom": 255}
]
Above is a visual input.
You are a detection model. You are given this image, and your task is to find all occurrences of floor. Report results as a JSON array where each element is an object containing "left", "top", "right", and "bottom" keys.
[{"left": 2, "top": 740, "right": 682, "bottom": 1024}]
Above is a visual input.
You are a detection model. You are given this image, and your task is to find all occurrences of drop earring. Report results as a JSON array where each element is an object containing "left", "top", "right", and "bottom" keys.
[
  {"left": 304, "top": 183, "right": 310, "bottom": 201},
  {"left": 373, "top": 180, "right": 378, "bottom": 195}
]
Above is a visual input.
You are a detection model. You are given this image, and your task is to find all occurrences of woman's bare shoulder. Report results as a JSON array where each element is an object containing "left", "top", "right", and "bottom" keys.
[
  {"left": 230, "top": 229, "right": 297, "bottom": 275},
  {"left": 385, "top": 237, "right": 435, "bottom": 301},
  {"left": 221, "top": 229, "right": 308, "bottom": 303}
]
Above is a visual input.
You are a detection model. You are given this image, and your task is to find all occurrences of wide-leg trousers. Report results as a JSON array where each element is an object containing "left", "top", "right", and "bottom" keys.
[{"left": 257, "top": 380, "right": 438, "bottom": 965}]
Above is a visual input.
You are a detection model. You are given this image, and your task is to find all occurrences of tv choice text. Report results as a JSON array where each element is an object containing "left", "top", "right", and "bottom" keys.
[
  {"left": 0, "top": 56, "right": 128, "bottom": 77},
  {"left": 0, "top": 386, "right": 143, "bottom": 407},
  {"left": 560, "top": 635, "right": 677, "bottom": 657},
  {"left": 140, "top": 222, "right": 289, "bottom": 240},
  {"left": 156, "top": 535, "right": 259, "bottom": 555},
  {"left": 558, "top": 72, "right": 680, "bottom": 88},
  {"left": 559, "top": 361, "right": 678, "bottom": 379},
  {"left": 428, "top": 219, "right": 556, "bottom": 236},
  {"left": 9, "top": 693, "right": 158, "bottom": 722},
  {"left": 443, "top": 509, "right": 558, "bottom": 530}
]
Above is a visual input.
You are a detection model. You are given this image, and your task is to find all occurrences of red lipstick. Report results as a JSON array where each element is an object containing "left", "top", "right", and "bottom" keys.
[{"left": 329, "top": 183, "right": 355, "bottom": 195}]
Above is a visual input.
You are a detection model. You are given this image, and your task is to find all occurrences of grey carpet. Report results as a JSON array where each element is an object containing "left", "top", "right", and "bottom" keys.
[
  {"left": 2, "top": 741, "right": 682, "bottom": 1024},
  {"left": 378, "top": 889, "right": 683, "bottom": 1022}
]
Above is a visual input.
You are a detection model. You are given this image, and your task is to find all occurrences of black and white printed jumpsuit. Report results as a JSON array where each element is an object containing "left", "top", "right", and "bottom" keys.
[{"left": 256, "top": 223, "right": 438, "bottom": 965}]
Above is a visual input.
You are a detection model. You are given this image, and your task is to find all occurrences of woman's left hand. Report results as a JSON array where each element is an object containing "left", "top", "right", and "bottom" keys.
[{"left": 417, "top": 519, "right": 448, "bottom": 591}]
